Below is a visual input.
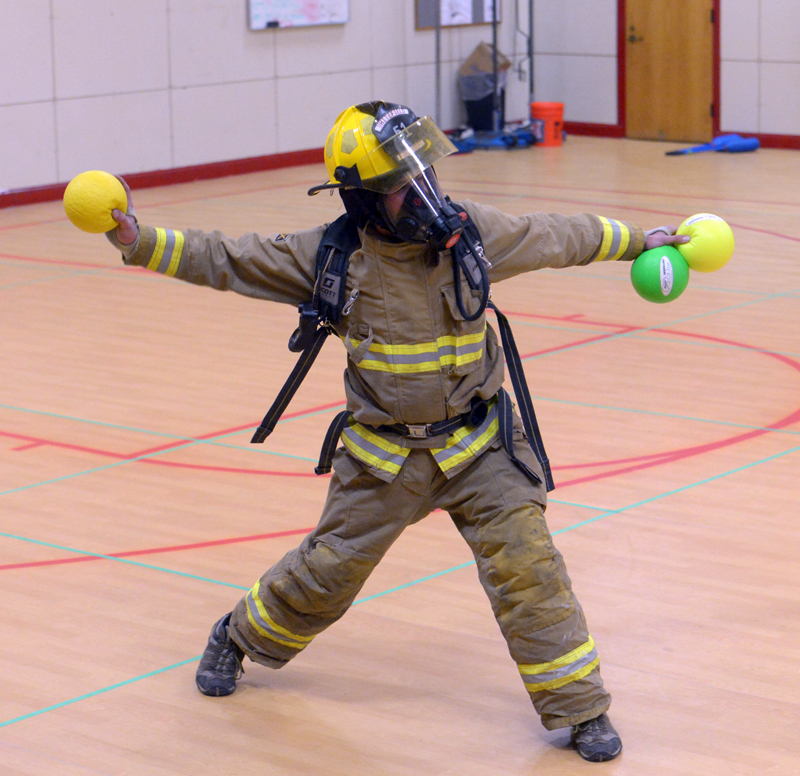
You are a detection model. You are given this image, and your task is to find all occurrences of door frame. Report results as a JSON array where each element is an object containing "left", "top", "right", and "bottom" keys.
[{"left": 564, "top": 0, "right": 721, "bottom": 139}]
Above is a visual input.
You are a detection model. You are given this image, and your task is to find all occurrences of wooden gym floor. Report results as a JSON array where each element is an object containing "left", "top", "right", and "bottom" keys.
[{"left": 1, "top": 136, "right": 799, "bottom": 774}]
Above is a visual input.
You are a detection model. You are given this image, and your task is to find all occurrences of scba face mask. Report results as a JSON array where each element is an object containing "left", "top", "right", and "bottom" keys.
[{"left": 384, "top": 168, "right": 465, "bottom": 249}]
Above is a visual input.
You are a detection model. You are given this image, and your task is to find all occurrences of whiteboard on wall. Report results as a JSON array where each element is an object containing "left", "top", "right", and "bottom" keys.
[
  {"left": 248, "top": 0, "right": 348, "bottom": 29},
  {"left": 416, "top": 0, "right": 500, "bottom": 29}
]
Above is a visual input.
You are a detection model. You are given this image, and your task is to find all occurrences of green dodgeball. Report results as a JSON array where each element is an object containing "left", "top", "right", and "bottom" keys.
[{"left": 630, "top": 246, "right": 690, "bottom": 303}]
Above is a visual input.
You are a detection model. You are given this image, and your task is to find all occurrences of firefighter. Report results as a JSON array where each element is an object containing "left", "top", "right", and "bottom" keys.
[{"left": 108, "top": 101, "right": 687, "bottom": 762}]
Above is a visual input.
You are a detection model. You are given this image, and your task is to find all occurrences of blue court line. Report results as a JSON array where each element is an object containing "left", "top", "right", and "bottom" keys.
[
  {"left": 1, "top": 440, "right": 798, "bottom": 731},
  {"left": 529, "top": 396, "right": 800, "bottom": 436},
  {"left": 0, "top": 402, "right": 347, "bottom": 498},
  {"left": 0, "top": 439, "right": 239, "bottom": 498},
  {"left": 352, "top": 561, "right": 478, "bottom": 605},
  {"left": 349, "top": 440, "right": 800, "bottom": 606},
  {"left": 0, "top": 402, "right": 321, "bottom": 462},
  {"left": 0, "top": 530, "right": 250, "bottom": 590},
  {"left": 551, "top": 440, "right": 800, "bottom": 534},
  {"left": 0, "top": 656, "right": 201, "bottom": 729},
  {"left": 547, "top": 498, "right": 611, "bottom": 511},
  {"left": 510, "top": 317, "right": 800, "bottom": 360},
  {"left": 517, "top": 286, "right": 800, "bottom": 362}
]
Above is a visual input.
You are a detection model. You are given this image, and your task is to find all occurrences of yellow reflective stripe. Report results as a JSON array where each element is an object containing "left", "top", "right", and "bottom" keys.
[
  {"left": 147, "top": 228, "right": 168, "bottom": 272},
  {"left": 438, "top": 351, "right": 483, "bottom": 368},
  {"left": 341, "top": 422, "right": 409, "bottom": 475},
  {"left": 345, "top": 324, "right": 486, "bottom": 374},
  {"left": 518, "top": 636, "right": 600, "bottom": 693},
  {"left": 164, "top": 230, "right": 184, "bottom": 277},
  {"left": 433, "top": 417, "right": 498, "bottom": 473},
  {"left": 346, "top": 421, "right": 407, "bottom": 455},
  {"left": 366, "top": 341, "right": 436, "bottom": 355},
  {"left": 364, "top": 329, "right": 486, "bottom": 355},
  {"left": 357, "top": 358, "right": 441, "bottom": 374},
  {"left": 246, "top": 582, "right": 314, "bottom": 650},
  {"left": 145, "top": 228, "right": 185, "bottom": 276},
  {"left": 519, "top": 636, "right": 596, "bottom": 676},
  {"left": 595, "top": 217, "right": 630, "bottom": 262},
  {"left": 524, "top": 658, "right": 600, "bottom": 693}
]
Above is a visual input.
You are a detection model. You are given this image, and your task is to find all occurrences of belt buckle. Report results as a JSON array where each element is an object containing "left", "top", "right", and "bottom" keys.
[{"left": 406, "top": 424, "right": 430, "bottom": 439}]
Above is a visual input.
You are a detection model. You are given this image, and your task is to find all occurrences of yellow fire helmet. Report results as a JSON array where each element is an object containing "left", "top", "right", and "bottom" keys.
[{"left": 308, "top": 101, "right": 457, "bottom": 196}]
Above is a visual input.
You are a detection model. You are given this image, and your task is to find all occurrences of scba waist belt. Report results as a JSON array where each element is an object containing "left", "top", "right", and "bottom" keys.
[
  {"left": 378, "top": 398, "right": 489, "bottom": 440},
  {"left": 314, "top": 399, "right": 490, "bottom": 475}
]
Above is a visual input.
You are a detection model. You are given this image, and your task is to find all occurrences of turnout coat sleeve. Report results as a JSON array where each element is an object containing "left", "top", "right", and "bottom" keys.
[
  {"left": 122, "top": 223, "right": 329, "bottom": 307},
  {"left": 459, "top": 201, "right": 646, "bottom": 283}
]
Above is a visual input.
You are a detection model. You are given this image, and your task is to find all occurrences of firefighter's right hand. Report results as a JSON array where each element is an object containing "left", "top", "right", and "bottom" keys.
[{"left": 106, "top": 176, "right": 139, "bottom": 255}]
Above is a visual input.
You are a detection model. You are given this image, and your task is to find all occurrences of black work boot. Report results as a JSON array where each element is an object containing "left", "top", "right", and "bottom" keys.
[
  {"left": 571, "top": 713, "right": 622, "bottom": 762},
  {"left": 195, "top": 613, "right": 245, "bottom": 697}
]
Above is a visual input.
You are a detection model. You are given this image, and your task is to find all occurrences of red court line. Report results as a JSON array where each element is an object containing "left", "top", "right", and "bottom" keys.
[
  {"left": 520, "top": 327, "right": 640, "bottom": 359},
  {"left": 4, "top": 321, "right": 798, "bottom": 485},
  {"left": 1, "top": 399, "right": 345, "bottom": 477},
  {"left": 0, "top": 527, "right": 313, "bottom": 572},
  {"left": 451, "top": 175, "right": 800, "bottom": 212},
  {"left": 452, "top": 185, "right": 800, "bottom": 245},
  {"left": 549, "top": 327, "right": 800, "bottom": 487},
  {"left": 138, "top": 458, "right": 325, "bottom": 477},
  {"left": 0, "top": 251, "right": 149, "bottom": 272}
]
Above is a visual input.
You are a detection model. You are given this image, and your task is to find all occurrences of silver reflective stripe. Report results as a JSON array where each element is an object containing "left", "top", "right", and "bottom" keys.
[
  {"left": 431, "top": 400, "right": 498, "bottom": 471},
  {"left": 359, "top": 349, "right": 439, "bottom": 369},
  {"left": 340, "top": 423, "right": 409, "bottom": 477},
  {"left": 246, "top": 589, "right": 310, "bottom": 650},
  {"left": 521, "top": 645, "right": 599, "bottom": 691},
  {"left": 596, "top": 217, "right": 630, "bottom": 262},
  {"left": 146, "top": 228, "right": 185, "bottom": 276},
  {"left": 604, "top": 220, "right": 623, "bottom": 261},
  {"left": 154, "top": 230, "right": 177, "bottom": 274},
  {"left": 346, "top": 327, "right": 486, "bottom": 374}
]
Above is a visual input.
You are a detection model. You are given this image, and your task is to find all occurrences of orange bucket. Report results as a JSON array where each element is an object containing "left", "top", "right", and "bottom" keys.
[{"left": 530, "top": 102, "right": 564, "bottom": 146}]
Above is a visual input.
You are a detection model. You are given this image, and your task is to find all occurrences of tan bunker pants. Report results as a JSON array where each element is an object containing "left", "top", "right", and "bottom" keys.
[{"left": 230, "top": 427, "right": 611, "bottom": 731}]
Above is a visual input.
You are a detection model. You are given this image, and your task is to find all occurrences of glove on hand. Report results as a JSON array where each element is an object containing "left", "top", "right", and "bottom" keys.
[
  {"left": 105, "top": 176, "right": 139, "bottom": 258},
  {"left": 643, "top": 225, "right": 690, "bottom": 251}
]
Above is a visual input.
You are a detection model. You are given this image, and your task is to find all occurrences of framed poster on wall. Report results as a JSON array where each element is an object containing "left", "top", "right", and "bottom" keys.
[
  {"left": 416, "top": 0, "right": 500, "bottom": 30},
  {"left": 248, "top": 0, "right": 348, "bottom": 30}
]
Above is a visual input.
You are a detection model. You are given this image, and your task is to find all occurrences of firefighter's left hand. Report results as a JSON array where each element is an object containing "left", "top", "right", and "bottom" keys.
[{"left": 644, "top": 226, "right": 690, "bottom": 251}]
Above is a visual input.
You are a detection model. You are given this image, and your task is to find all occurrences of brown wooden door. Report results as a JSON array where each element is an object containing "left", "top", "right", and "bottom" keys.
[{"left": 625, "top": 0, "right": 715, "bottom": 142}]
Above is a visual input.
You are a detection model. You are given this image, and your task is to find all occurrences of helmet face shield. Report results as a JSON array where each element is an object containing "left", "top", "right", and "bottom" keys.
[{"left": 358, "top": 116, "right": 458, "bottom": 194}]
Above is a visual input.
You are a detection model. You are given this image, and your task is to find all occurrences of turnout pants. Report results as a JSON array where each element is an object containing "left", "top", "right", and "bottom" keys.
[{"left": 229, "top": 424, "right": 611, "bottom": 730}]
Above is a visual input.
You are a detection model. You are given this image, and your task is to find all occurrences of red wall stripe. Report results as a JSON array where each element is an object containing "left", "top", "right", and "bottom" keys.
[{"left": 0, "top": 147, "right": 324, "bottom": 210}]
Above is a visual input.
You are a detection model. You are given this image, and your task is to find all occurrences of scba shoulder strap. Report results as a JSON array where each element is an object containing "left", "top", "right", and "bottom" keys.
[{"left": 250, "top": 214, "right": 359, "bottom": 444}]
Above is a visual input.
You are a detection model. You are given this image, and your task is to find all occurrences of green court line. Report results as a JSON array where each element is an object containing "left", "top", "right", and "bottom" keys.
[
  {"left": 349, "top": 440, "right": 800, "bottom": 604},
  {"left": 546, "top": 498, "right": 611, "bottom": 511},
  {"left": 0, "top": 439, "right": 237, "bottom": 498},
  {"left": 0, "top": 402, "right": 323, "bottom": 462},
  {"left": 519, "top": 286, "right": 800, "bottom": 362},
  {"left": 529, "top": 396, "right": 800, "bottom": 436},
  {"left": 551, "top": 440, "right": 800, "bottom": 533},
  {"left": 0, "top": 656, "right": 201, "bottom": 729},
  {"left": 1, "top": 440, "right": 797, "bottom": 731},
  {"left": 2, "top": 265, "right": 797, "bottom": 730},
  {"left": 352, "top": 561, "right": 478, "bottom": 605},
  {"left": 0, "top": 530, "right": 250, "bottom": 591},
  {"left": 509, "top": 317, "right": 800, "bottom": 360},
  {"left": 0, "top": 402, "right": 348, "bottom": 498}
]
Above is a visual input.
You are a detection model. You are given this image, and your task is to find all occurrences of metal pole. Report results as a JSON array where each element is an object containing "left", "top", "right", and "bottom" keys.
[
  {"left": 528, "top": 0, "right": 535, "bottom": 102},
  {"left": 435, "top": 1, "right": 442, "bottom": 126},
  {"left": 492, "top": 0, "right": 500, "bottom": 131}
]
